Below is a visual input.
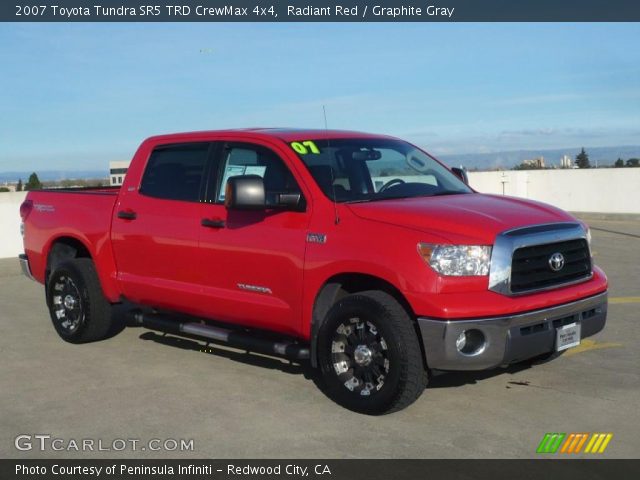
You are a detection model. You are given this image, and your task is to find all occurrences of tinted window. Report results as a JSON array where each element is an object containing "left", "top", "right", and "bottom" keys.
[
  {"left": 217, "top": 144, "right": 301, "bottom": 205},
  {"left": 291, "top": 138, "right": 471, "bottom": 203},
  {"left": 140, "top": 143, "right": 209, "bottom": 202}
]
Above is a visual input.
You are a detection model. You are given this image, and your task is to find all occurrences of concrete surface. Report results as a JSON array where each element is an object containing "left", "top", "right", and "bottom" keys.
[
  {"left": 468, "top": 168, "right": 640, "bottom": 214},
  {"left": 0, "top": 191, "right": 27, "bottom": 259},
  {"left": 0, "top": 218, "right": 638, "bottom": 459}
]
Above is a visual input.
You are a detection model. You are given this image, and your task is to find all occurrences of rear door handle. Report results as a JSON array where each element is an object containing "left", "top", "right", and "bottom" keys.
[
  {"left": 201, "top": 218, "right": 225, "bottom": 228},
  {"left": 117, "top": 210, "right": 137, "bottom": 220}
]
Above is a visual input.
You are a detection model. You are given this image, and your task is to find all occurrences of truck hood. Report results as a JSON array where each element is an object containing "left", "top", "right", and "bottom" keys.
[{"left": 346, "top": 193, "right": 577, "bottom": 244}]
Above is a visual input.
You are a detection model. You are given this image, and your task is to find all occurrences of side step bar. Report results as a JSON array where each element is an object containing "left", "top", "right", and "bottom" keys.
[{"left": 133, "top": 311, "right": 310, "bottom": 361}]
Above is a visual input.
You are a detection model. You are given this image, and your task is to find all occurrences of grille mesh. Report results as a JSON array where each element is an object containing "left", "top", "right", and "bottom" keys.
[{"left": 511, "top": 239, "right": 591, "bottom": 293}]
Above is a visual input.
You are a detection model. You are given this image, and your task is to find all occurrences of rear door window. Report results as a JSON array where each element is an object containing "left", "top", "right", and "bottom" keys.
[{"left": 140, "top": 143, "right": 210, "bottom": 202}]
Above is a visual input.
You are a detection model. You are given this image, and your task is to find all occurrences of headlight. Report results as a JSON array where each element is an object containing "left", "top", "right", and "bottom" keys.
[{"left": 418, "top": 243, "right": 492, "bottom": 276}]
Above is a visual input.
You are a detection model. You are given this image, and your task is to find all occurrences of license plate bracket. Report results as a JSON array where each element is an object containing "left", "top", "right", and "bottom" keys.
[{"left": 556, "top": 322, "right": 581, "bottom": 351}]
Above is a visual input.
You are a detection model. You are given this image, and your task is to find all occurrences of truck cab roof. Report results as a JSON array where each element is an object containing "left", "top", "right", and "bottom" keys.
[{"left": 144, "top": 128, "right": 398, "bottom": 145}]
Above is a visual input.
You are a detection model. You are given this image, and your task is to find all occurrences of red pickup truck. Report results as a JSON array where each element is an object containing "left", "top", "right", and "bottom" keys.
[{"left": 19, "top": 129, "right": 607, "bottom": 414}]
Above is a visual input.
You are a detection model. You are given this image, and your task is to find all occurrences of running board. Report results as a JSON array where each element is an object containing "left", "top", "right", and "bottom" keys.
[{"left": 133, "top": 312, "right": 310, "bottom": 361}]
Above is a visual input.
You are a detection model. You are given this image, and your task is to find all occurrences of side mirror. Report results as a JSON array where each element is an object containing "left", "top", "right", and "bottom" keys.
[
  {"left": 451, "top": 167, "right": 469, "bottom": 184},
  {"left": 225, "top": 175, "right": 265, "bottom": 210}
]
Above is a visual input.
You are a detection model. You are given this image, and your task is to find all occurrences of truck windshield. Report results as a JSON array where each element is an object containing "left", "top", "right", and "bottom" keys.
[{"left": 289, "top": 138, "right": 471, "bottom": 203}]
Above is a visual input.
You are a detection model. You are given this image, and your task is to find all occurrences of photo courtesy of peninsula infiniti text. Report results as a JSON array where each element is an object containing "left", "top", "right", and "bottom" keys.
[{"left": 18, "top": 129, "right": 608, "bottom": 414}]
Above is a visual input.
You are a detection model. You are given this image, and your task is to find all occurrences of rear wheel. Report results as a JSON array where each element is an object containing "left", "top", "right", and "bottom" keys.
[
  {"left": 46, "top": 258, "right": 113, "bottom": 343},
  {"left": 317, "top": 290, "right": 428, "bottom": 415}
]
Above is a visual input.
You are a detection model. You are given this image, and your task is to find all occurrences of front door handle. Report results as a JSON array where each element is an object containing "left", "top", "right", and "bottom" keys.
[
  {"left": 117, "top": 210, "right": 137, "bottom": 220},
  {"left": 201, "top": 218, "right": 225, "bottom": 228}
]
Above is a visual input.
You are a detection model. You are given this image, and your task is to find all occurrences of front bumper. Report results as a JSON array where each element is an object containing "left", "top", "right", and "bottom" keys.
[
  {"left": 19, "top": 254, "right": 36, "bottom": 282},
  {"left": 418, "top": 291, "right": 607, "bottom": 370}
]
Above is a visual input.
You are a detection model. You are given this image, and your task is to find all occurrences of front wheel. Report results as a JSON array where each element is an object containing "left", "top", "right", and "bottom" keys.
[
  {"left": 46, "top": 258, "right": 113, "bottom": 343},
  {"left": 317, "top": 290, "right": 428, "bottom": 414}
]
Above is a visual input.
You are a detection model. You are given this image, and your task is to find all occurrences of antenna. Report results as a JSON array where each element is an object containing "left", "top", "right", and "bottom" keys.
[{"left": 323, "top": 105, "right": 340, "bottom": 225}]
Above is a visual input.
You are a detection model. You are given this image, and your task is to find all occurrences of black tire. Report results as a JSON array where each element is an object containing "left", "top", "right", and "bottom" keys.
[
  {"left": 317, "top": 290, "right": 428, "bottom": 415},
  {"left": 46, "top": 258, "right": 113, "bottom": 343}
]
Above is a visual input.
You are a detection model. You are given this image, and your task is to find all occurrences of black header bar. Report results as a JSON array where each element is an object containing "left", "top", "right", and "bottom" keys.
[
  {"left": 3, "top": 0, "right": 640, "bottom": 22},
  {"left": 3, "top": 459, "right": 640, "bottom": 480}
]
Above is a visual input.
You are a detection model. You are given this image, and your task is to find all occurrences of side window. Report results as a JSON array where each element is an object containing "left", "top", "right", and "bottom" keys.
[
  {"left": 140, "top": 143, "right": 210, "bottom": 202},
  {"left": 217, "top": 144, "right": 301, "bottom": 204},
  {"left": 303, "top": 150, "right": 352, "bottom": 201}
]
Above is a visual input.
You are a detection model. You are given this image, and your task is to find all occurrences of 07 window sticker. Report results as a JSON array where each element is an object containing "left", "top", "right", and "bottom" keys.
[{"left": 290, "top": 141, "right": 320, "bottom": 154}]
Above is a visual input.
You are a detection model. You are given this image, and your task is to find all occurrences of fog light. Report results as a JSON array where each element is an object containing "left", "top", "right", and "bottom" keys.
[{"left": 455, "top": 329, "right": 486, "bottom": 356}]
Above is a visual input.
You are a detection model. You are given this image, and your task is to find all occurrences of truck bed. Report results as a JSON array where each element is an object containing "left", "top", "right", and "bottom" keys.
[
  {"left": 21, "top": 187, "right": 121, "bottom": 294},
  {"left": 39, "top": 186, "right": 120, "bottom": 195}
]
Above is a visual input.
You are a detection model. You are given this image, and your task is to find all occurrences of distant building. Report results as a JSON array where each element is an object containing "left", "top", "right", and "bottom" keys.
[
  {"left": 109, "top": 161, "right": 130, "bottom": 186},
  {"left": 560, "top": 155, "right": 573, "bottom": 168},
  {"left": 522, "top": 156, "right": 545, "bottom": 168}
]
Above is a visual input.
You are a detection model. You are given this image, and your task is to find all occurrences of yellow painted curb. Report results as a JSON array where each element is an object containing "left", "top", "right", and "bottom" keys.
[
  {"left": 609, "top": 297, "right": 640, "bottom": 304},
  {"left": 564, "top": 339, "right": 622, "bottom": 357}
]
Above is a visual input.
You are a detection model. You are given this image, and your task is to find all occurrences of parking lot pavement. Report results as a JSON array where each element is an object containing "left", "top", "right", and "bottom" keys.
[{"left": 1, "top": 219, "right": 638, "bottom": 459}]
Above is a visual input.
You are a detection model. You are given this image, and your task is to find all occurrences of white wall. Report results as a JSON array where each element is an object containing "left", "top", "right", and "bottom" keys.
[
  {"left": 0, "top": 169, "right": 638, "bottom": 259},
  {"left": 468, "top": 168, "right": 640, "bottom": 214},
  {"left": 0, "top": 191, "right": 27, "bottom": 259}
]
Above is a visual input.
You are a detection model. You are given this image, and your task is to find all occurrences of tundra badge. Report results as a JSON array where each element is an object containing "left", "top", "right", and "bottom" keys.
[{"left": 307, "top": 233, "right": 327, "bottom": 244}]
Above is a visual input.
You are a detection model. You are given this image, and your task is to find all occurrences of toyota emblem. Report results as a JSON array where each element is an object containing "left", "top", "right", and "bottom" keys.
[{"left": 548, "top": 252, "right": 565, "bottom": 272}]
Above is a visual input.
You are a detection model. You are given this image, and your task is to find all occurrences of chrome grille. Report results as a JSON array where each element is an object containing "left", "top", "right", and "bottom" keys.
[
  {"left": 488, "top": 222, "right": 592, "bottom": 296},
  {"left": 511, "top": 239, "right": 591, "bottom": 293}
]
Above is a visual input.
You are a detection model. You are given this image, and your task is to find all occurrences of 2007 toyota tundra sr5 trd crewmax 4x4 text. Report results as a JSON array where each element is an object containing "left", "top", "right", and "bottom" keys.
[{"left": 19, "top": 129, "right": 608, "bottom": 414}]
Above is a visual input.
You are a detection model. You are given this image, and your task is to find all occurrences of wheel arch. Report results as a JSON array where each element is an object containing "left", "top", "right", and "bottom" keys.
[
  {"left": 44, "top": 235, "right": 121, "bottom": 303},
  {"left": 45, "top": 236, "right": 92, "bottom": 283},
  {"left": 309, "top": 272, "right": 424, "bottom": 368}
]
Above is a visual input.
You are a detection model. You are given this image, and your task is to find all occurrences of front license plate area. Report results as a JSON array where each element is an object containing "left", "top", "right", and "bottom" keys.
[{"left": 556, "top": 322, "right": 581, "bottom": 351}]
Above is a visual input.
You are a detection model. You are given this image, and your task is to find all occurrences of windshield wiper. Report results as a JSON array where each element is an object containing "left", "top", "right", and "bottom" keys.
[
  {"left": 360, "top": 195, "right": 415, "bottom": 203},
  {"left": 430, "top": 191, "right": 471, "bottom": 197},
  {"left": 345, "top": 196, "right": 404, "bottom": 204},
  {"left": 346, "top": 191, "right": 470, "bottom": 204}
]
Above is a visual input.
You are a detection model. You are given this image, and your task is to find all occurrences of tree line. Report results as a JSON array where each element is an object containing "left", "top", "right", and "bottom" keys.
[
  {"left": 1, "top": 173, "right": 108, "bottom": 193},
  {"left": 514, "top": 148, "right": 640, "bottom": 170},
  {"left": 614, "top": 158, "right": 640, "bottom": 168},
  {"left": 0, "top": 173, "right": 42, "bottom": 192}
]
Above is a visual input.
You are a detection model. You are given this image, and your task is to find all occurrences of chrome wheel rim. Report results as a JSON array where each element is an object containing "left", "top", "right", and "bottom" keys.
[
  {"left": 331, "top": 317, "right": 390, "bottom": 396},
  {"left": 51, "top": 275, "right": 83, "bottom": 332}
]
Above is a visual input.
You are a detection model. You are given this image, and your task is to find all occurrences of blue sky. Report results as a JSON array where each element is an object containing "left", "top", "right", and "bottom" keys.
[{"left": 1, "top": 23, "right": 639, "bottom": 171}]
